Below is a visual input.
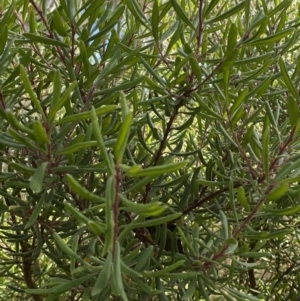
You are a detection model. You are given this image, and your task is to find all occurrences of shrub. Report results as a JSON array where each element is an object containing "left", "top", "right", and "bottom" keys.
[{"left": 0, "top": 0, "right": 300, "bottom": 300}]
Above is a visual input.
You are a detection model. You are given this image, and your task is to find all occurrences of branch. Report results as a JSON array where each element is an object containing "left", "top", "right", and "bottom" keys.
[
  {"left": 196, "top": 0, "right": 204, "bottom": 57},
  {"left": 203, "top": 184, "right": 274, "bottom": 269},
  {"left": 142, "top": 99, "right": 185, "bottom": 203}
]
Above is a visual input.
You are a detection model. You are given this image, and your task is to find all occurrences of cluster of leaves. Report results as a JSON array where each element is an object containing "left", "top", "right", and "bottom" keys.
[{"left": 1, "top": 0, "right": 300, "bottom": 300}]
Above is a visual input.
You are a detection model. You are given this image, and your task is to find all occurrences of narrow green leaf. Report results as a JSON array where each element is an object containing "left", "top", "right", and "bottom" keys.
[
  {"left": 237, "top": 186, "right": 250, "bottom": 211},
  {"left": 0, "top": 133, "right": 24, "bottom": 148},
  {"left": 112, "top": 241, "right": 128, "bottom": 300},
  {"left": 23, "top": 33, "right": 68, "bottom": 47},
  {"left": 107, "top": 5, "right": 126, "bottom": 25},
  {"left": 88, "top": 221, "right": 106, "bottom": 235},
  {"left": 266, "top": 184, "right": 289, "bottom": 201},
  {"left": 55, "top": 105, "right": 117, "bottom": 125},
  {"left": 33, "top": 120, "right": 49, "bottom": 145},
  {"left": 119, "top": 193, "right": 167, "bottom": 216},
  {"left": 235, "top": 52, "right": 273, "bottom": 65},
  {"left": 247, "top": 76, "right": 271, "bottom": 98},
  {"left": 114, "top": 112, "right": 133, "bottom": 163},
  {"left": 29, "top": 162, "right": 48, "bottom": 193},
  {"left": 102, "top": 29, "right": 119, "bottom": 62},
  {"left": 204, "top": 0, "right": 219, "bottom": 18},
  {"left": 122, "top": 213, "right": 182, "bottom": 230},
  {"left": 193, "top": 92, "right": 226, "bottom": 121},
  {"left": 48, "top": 81, "right": 77, "bottom": 122},
  {"left": 279, "top": 57, "right": 299, "bottom": 100},
  {"left": 221, "top": 49, "right": 239, "bottom": 70},
  {"left": 119, "top": 91, "right": 129, "bottom": 121},
  {"left": 19, "top": 64, "right": 46, "bottom": 120},
  {"left": 5, "top": 109, "right": 34, "bottom": 135},
  {"left": 246, "top": 229, "right": 291, "bottom": 240},
  {"left": 66, "top": 174, "right": 105, "bottom": 203},
  {"left": 262, "top": 125, "right": 270, "bottom": 181},
  {"left": 127, "top": 160, "right": 189, "bottom": 177},
  {"left": 51, "top": 70, "right": 62, "bottom": 110},
  {"left": 140, "top": 57, "right": 166, "bottom": 86},
  {"left": 9, "top": 162, "right": 35, "bottom": 174},
  {"left": 25, "top": 191, "right": 46, "bottom": 229},
  {"left": 197, "top": 179, "right": 229, "bottom": 187},
  {"left": 91, "top": 107, "right": 115, "bottom": 176},
  {"left": 53, "top": 232, "right": 89, "bottom": 266},
  {"left": 189, "top": 57, "right": 201, "bottom": 81},
  {"left": 230, "top": 106, "right": 244, "bottom": 129},
  {"left": 8, "top": 128, "right": 42, "bottom": 151},
  {"left": 219, "top": 210, "right": 229, "bottom": 240},
  {"left": 182, "top": 278, "right": 197, "bottom": 300},
  {"left": 76, "top": 0, "right": 106, "bottom": 27},
  {"left": 268, "top": 0, "right": 292, "bottom": 18},
  {"left": 162, "top": 272, "right": 200, "bottom": 279},
  {"left": 226, "top": 23, "right": 237, "bottom": 55},
  {"left": 135, "top": 278, "right": 160, "bottom": 295},
  {"left": 229, "top": 178, "right": 238, "bottom": 222},
  {"left": 170, "top": 0, "right": 196, "bottom": 30},
  {"left": 94, "top": 50, "right": 121, "bottom": 85},
  {"left": 79, "top": 40, "right": 90, "bottom": 78},
  {"left": 64, "top": 202, "right": 90, "bottom": 224},
  {"left": 239, "top": 59, "right": 274, "bottom": 82},
  {"left": 223, "top": 69, "right": 230, "bottom": 102},
  {"left": 265, "top": 101, "right": 277, "bottom": 128},
  {"left": 92, "top": 253, "right": 112, "bottom": 296},
  {"left": 244, "top": 0, "right": 250, "bottom": 30},
  {"left": 143, "top": 260, "right": 185, "bottom": 277},
  {"left": 52, "top": 9, "right": 68, "bottom": 36},
  {"left": 287, "top": 96, "right": 300, "bottom": 126},
  {"left": 102, "top": 176, "right": 115, "bottom": 255},
  {"left": 95, "top": 76, "right": 144, "bottom": 94},
  {"left": 207, "top": 1, "right": 245, "bottom": 24},
  {"left": 169, "top": 54, "right": 193, "bottom": 80},
  {"left": 274, "top": 159, "right": 300, "bottom": 181},
  {"left": 0, "top": 25, "right": 8, "bottom": 55},
  {"left": 126, "top": 0, "right": 149, "bottom": 28},
  {"left": 55, "top": 141, "right": 98, "bottom": 155},
  {"left": 218, "top": 122, "right": 238, "bottom": 147},
  {"left": 177, "top": 227, "right": 194, "bottom": 254},
  {"left": 0, "top": 1, "right": 15, "bottom": 29},
  {"left": 166, "top": 22, "right": 184, "bottom": 54},
  {"left": 265, "top": 205, "right": 300, "bottom": 216},
  {"left": 132, "top": 246, "right": 153, "bottom": 272},
  {"left": 85, "top": 21, "right": 118, "bottom": 43},
  {"left": 226, "top": 287, "right": 260, "bottom": 301},
  {"left": 26, "top": 274, "right": 93, "bottom": 295},
  {"left": 173, "top": 115, "right": 194, "bottom": 131},
  {"left": 246, "top": 28, "right": 294, "bottom": 46}
]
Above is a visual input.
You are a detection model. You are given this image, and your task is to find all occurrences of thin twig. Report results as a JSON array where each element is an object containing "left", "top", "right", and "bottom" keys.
[
  {"left": 29, "top": 0, "right": 66, "bottom": 64},
  {"left": 14, "top": 10, "right": 53, "bottom": 69},
  {"left": 142, "top": 99, "right": 185, "bottom": 203},
  {"left": 233, "top": 132, "right": 258, "bottom": 179},
  {"left": 203, "top": 184, "right": 274, "bottom": 269},
  {"left": 196, "top": 0, "right": 204, "bottom": 58}
]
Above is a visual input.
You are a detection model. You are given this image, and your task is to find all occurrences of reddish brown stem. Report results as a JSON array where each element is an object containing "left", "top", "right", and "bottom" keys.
[
  {"left": 142, "top": 100, "right": 185, "bottom": 203},
  {"left": 196, "top": 0, "right": 204, "bottom": 58},
  {"left": 29, "top": 0, "right": 66, "bottom": 64}
]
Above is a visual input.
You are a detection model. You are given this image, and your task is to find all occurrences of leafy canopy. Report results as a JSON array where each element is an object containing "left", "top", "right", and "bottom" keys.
[{"left": 0, "top": 0, "right": 300, "bottom": 300}]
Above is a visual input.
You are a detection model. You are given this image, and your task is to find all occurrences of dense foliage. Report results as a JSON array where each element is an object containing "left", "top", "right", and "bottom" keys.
[{"left": 1, "top": 0, "right": 300, "bottom": 300}]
